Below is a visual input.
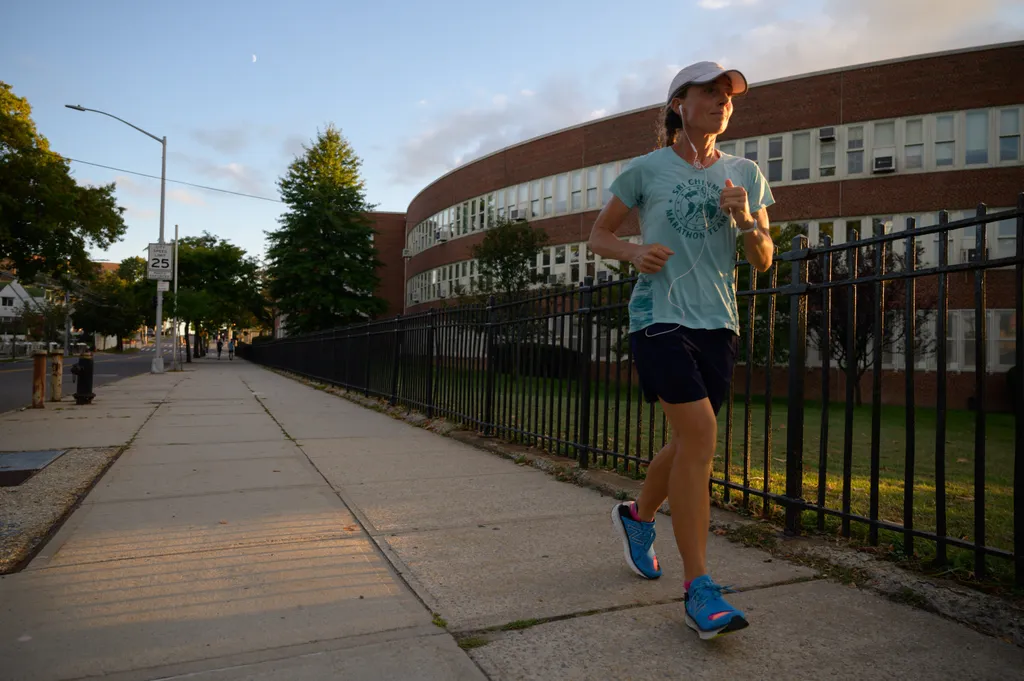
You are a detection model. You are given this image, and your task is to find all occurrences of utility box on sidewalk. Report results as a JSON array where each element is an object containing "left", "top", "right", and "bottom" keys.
[{"left": 71, "top": 352, "right": 95, "bottom": 405}]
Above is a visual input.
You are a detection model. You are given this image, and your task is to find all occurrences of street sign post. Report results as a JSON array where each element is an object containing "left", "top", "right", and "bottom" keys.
[{"left": 147, "top": 243, "right": 173, "bottom": 281}]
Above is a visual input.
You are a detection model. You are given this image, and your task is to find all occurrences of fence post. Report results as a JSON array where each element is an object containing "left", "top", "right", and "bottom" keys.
[
  {"left": 483, "top": 296, "right": 497, "bottom": 436},
  {"left": 784, "top": 235, "right": 810, "bottom": 535},
  {"left": 364, "top": 326, "right": 371, "bottom": 398},
  {"left": 576, "top": 277, "right": 595, "bottom": 469},
  {"left": 390, "top": 315, "right": 403, "bottom": 406},
  {"left": 427, "top": 309, "right": 437, "bottom": 419}
]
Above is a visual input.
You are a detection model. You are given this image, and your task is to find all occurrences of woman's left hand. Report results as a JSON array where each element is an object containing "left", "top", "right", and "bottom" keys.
[{"left": 721, "top": 179, "right": 755, "bottom": 231}]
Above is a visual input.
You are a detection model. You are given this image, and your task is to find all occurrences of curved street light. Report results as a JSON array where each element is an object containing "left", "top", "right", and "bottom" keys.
[{"left": 65, "top": 104, "right": 168, "bottom": 373}]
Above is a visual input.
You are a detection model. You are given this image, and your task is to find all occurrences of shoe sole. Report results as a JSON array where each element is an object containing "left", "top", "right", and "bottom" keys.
[
  {"left": 610, "top": 504, "right": 659, "bottom": 580},
  {"left": 684, "top": 613, "right": 749, "bottom": 640}
]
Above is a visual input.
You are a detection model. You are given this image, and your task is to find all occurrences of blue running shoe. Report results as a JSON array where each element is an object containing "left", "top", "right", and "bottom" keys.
[
  {"left": 611, "top": 502, "right": 661, "bottom": 579},
  {"left": 684, "top": 575, "right": 748, "bottom": 639}
]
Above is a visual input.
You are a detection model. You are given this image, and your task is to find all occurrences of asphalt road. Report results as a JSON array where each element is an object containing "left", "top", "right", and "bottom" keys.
[{"left": 0, "top": 347, "right": 176, "bottom": 415}]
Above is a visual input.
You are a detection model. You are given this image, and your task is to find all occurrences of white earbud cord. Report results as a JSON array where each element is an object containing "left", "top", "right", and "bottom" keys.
[{"left": 644, "top": 106, "right": 715, "bottom": 339}]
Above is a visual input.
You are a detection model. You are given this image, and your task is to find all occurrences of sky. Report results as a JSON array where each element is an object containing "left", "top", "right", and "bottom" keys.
[{"left": 3, "top": 0, "right": 1023, "bottom": 266}]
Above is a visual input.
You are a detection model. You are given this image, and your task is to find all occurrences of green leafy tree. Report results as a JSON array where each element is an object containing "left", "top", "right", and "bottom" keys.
[
  {"left": 470, "top": 218, "right": 549, "bottom": 298},
  {"left": 265, "top": 124, "right": 385, "bottom": 334},
  {"left": 0, "top": 81, "right": 127, "bottom": 282},
  {"left": 172, "top": 233, "right": 264, "bottom": 361},
  {"left": 73, "top": 266, "right": 147, "bottom": 352}
]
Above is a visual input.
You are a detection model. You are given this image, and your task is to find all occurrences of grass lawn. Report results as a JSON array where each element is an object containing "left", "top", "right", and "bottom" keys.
[{"left": 413, "top": 366, "right": 1017, "bottom": 585}]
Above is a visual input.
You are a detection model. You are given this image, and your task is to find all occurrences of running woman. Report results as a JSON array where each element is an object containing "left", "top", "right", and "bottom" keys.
[{"left": 587, "top": 61, "right": 775, "bottom": 639}]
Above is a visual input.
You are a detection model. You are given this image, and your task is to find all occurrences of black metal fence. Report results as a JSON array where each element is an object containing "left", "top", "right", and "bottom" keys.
[{"left": 242, "top": 198, "right": 1024, "bottom": 586}]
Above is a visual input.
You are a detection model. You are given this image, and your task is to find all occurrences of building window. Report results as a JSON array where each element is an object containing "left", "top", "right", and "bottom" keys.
[
  {"left": 531, "top": 180, "right": 541, "bottom": 218},
  {"left": 994, "top": 217, "right": 1016, "bottom": 259},
  {"left": 586, "top": 167, "right": 599, "bottom": 209},
  {"left": 935, "top": 114, "right": 955, "bottom": 167},
  {"left": 718, "top": 141, "right": 736, "bottom": 155},
  {"left": 571, "top": 170, "right": 582, "bottom": 211},
  {"left": 820, "top": 138, "right": 836, "bottom": 177},
  {"left": 601, "top": 163, "right": 618, "bottom": 204},
  {"left": 543, "top": 177, "right": 554, "bottom": 215},
  {"left": 1, "top": 297, "right": 12, "bottom": 307},
  {"left": 556, "top": 174, "right": 568, "bottom": 213},
  {"left": 965, "top": 110, "right": 989, "bottom": 165},
  {"left": 874, "top": 121, "right": 895, "bottom": 149},
  {"left": 470, "top": 199, "right": 478, "bottom": 231},
  {"left": 817, "top": 221, "right": 834, "bottom": 246},
  {"left": 517, "top": 184, "right": 529, "bottom": 216},
  {"left": 496, "top": 191, "right": 506, "bottom": 220},
  {"left": 994, "top": 310, "right": 1016, "bottom": 369},
  {"left": 479, "top": 196, "right": 488, "bottom": 230},
  {"left": 847, "top": 126, "right": 864, "bottom": 174},
  {"left": 999, "top": 109, "right": 1020, "bottom": 162},
  {"left": 570, "top": 244, "right": 581, "bottom": 282},
  {"left": 791, "top": 132, "right": 810, "bottom": 181},
  {"left": 462, "top": 202, "right": 470, "bottom": 234},
  {"left": 744, "top": 140, "right": 758, "bottom": 162},
  {"left": 767, "top": 136, "right": 783, "bottom": 182},
  {"left": 904, "top": 119, "right": 924, "bottom": 169}
]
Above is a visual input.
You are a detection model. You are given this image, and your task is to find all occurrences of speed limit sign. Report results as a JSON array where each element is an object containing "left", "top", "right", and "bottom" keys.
[{"left": 147, "top": 243, "right": 173, "bottom": 281}]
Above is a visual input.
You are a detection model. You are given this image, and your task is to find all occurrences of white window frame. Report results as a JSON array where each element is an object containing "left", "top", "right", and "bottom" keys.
[
  {"left": 964, "top": 109, "right": 990, "bottom": 166},
  {"left": 935, "top": 113, "right": 956, "bottom": 168},
  {"left": 847, "top": 125, "right": 865, "bottom": 175},
  {"left": 791, "top": 131, "right": 811, "bottom": 181},
  {"left": 998, "top": 107, "right": 1021, "bottom": 164},
  {"left": 767, "top": 135, "right": 784, "bottom": 183},
  {"left": 903, "top": 118, "right": 924, "bottom": 171}
]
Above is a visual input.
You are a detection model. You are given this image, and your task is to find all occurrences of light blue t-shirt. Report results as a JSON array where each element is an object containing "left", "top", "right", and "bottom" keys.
[{"left": 609, "top": 147, "right": 775, "bottom": 335}]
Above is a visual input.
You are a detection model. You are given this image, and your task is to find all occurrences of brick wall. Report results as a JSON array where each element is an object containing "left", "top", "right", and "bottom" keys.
[{"left": 368, "top": 212, "right": 407, "bottom": 317}]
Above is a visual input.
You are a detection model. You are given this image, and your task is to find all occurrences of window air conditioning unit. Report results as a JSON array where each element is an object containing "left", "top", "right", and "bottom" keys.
[
  {"left": 596, "top": 270, "right": 611, "bottom": 283},
  {"left": 437, "top": 228, "right": 450, "bottom": 242},
  {"left": 818, "top": 126, "right": 836, "bottom": 142},
  {"left": 439, "top": 282, "right": 449, "bottom": 298},
  {"left": 547, "top": 274, "right": 559, "bottom": 285},
  {"left": 961, "top": 248, "right": 990, "bottom": 263},
  {"left": 411, "top": 294, "right": 420, "bottom": 304},
  {"left": 872, "top": 148, "right": 896, "bottom": 173},
  {"left": 401, "top": 248, "right": 411, "bottom": 258},
  {"left": 508, "top": 208, "right": 521, "bottom": 221}
]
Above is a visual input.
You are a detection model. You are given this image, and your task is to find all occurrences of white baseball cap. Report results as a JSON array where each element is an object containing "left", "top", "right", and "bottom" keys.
[{"left": 666, "top": 61, "right": 748, "bottom": 104}]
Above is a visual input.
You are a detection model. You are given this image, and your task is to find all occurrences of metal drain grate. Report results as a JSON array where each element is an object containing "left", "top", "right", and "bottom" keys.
[{"left": 0, "top": 450, "right": 68, "bottom": 487}]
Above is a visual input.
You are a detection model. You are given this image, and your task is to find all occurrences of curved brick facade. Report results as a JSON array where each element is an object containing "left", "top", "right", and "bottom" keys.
[{"left": 399, "top": 41, "right": 1023, "bottom": 315}]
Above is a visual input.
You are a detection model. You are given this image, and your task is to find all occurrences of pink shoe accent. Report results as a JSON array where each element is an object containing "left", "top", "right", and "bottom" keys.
[
  {"left": 628, "top": 502, "right": 643, "bottom": 522},
  {"left": 684, "top": 580, "right": 692, "bottom": 591}
]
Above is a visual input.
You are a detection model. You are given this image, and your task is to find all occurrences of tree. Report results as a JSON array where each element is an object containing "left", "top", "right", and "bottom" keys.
[
  {"left": 265, "top": 124, "right": 385, "bottom": 334},
  {"left": 806, "top": 233, "right": 936, "bottom": 406},
  {"left": 172, "top": 233, "right": 265, "bottom": 361},
  {"left": 72, "top": 264, "right": 147, "bottom": 352},
  {"left": 470, "top": 218, "right": 549, "bottom": 297},
  {"left": 0, "top": 82, "right": 127, "bottom": 282}
]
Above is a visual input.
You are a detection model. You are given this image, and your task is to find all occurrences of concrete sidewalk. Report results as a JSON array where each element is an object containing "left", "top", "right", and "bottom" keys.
[{"left": 1, "top": 360, "right": 1022, "bottom": 680}]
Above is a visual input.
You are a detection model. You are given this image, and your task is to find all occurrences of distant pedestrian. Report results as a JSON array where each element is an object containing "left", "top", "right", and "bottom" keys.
[
  {"left": 216, "top": 338, "right": 223, "bottom": 360},
  {"left": 228, "top": 338, "right": 235, "bottom": 360},
  {"left": 589, "top": 61, "right": 775, "bottom": 640}
]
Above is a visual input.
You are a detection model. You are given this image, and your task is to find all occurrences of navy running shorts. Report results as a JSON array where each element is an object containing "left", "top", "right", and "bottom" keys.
[{"left": 629, "top": 324, "right": 739, "bottom": 415}]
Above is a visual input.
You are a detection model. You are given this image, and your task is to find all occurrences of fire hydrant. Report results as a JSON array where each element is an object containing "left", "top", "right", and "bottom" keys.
[
  {"left": 48, "top": 350, "right": 64, "bottom": 402},
  {"left": 71, "top": 352, "right": 95, "bottom": 405}
]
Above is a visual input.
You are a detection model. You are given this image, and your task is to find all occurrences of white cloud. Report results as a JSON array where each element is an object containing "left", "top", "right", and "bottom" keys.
[
  {"left": 389, "top": 0, "right": 1022, "bottom": 188},
  {"left": 113, "top": 174, "right": 205, "bottom": 206},
  {"left": 168, "top": 188, "right": 206, "bottom": 206},
  {"left": 698, "top": 0, "right": 758, "bottom": 8},
  {"left": 417, "top": 99, "right": 429, "bottom": 106},
  {"left": 182, "top": 158, "right": 267, "bottom": 195},
  {"left": 190, "top": 126, "right": 250, "bottom": 154}
]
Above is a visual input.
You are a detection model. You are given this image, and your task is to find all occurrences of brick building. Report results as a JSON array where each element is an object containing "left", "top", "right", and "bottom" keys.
[{"left": 370, "top": 41, "right": 1024, "bottom": 410}]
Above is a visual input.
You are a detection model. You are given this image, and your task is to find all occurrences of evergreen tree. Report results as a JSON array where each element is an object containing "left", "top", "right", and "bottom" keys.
[{"left": 265, "top": 124, "right": 385, "bottom": 334}]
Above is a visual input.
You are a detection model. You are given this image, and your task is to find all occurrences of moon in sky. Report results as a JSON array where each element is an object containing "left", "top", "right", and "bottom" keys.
[{"left": 252, "top": 54, "right": 257, "bottom": 63}]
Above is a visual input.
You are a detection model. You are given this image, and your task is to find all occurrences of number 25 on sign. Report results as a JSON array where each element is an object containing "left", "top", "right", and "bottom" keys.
[{"left": 147, "top": 243, "right": 173, "bottom": 281}]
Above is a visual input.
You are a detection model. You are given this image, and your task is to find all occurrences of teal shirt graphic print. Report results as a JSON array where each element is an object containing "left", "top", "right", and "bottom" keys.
[{"left": 609, "top": 147, "right": 775, "bottom": 335}]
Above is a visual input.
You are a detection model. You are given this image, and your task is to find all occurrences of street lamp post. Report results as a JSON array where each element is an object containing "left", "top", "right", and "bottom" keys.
[{"left": 65, "top": 104, "right": 168, "bottom": 373}]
